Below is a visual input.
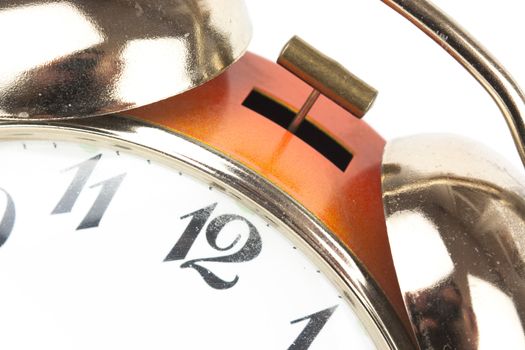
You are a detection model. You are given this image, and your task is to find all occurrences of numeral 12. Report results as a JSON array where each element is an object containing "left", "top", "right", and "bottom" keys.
[{"left": 165, "top": 203, "right": 262, "bottom": 290}]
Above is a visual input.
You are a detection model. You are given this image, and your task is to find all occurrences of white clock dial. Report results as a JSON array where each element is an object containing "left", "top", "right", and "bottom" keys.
[{"left": 0, "top": 140, "right": 376, "bottom": 350}]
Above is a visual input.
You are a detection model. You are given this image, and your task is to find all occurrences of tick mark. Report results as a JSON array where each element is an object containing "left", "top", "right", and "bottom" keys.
[
  {"left": 22, "top": 143, "right": 27, "bottom": 150},
  {"left": 53, "top": 142, "right": 57, "bottom": 149},
  {"left": 116, "top": 151, "right": 120, "bottom": 156}
]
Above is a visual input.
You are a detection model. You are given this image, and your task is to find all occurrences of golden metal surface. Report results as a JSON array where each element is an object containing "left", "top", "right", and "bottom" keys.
[
  {"left": 383, "top": 0, "right": 525, "bottom": 169},
  {"left": 382, "top": 134, "right": 525, "bottom": 350},
  {"left": 0, "top": 0, "right": 251, "bottom": 120},
  {"left": 277, "top": 36, "right": 378, "bottom": 119}
]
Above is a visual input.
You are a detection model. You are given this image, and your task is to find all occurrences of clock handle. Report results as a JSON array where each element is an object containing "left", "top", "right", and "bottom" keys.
[{"left": 383, "top": 0, "right": 525, "bottom": 170}]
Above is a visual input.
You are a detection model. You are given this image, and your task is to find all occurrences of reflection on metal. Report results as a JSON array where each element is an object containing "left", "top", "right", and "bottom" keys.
[
  {"left": 277, "top": 36, "right": 378, "bottom": 119},
  {"left": 383, "top": 0, "right": 525, "bottom": 169},
  {"left": 0, "top": 0, "right": 251, "bottom": 120},
  {"left": 0, "top": 115, "right": 415, "bottom": 350},
  {"left": 382, "top": 134, "right": 525, "bottom": 350}
]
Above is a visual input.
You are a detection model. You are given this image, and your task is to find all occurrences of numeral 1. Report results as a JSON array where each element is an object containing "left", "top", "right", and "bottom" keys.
[
  {"left": 52, "top": 154, "right": 126, "bottom": 230},
  {"left": 0, "top": 188, "right": 15, "bottom": 248},
  {"left": 76, "top": 174, "right": 126, "bottom": 230},
  {"left": 164, "top": 203, "right": 217, "bottom": 261},
  {"left": 288, "top": 305, "right": 338, "bottom": 350},
  {"left": 52, "top": 154, "right": 101, "bottom": 214}
]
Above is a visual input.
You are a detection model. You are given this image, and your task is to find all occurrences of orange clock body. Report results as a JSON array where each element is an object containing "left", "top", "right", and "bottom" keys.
[{"left": 127, "top": 53, "right": 405, "bottom": 322}]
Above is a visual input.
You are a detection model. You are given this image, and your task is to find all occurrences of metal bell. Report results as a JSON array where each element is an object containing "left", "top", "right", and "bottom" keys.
[{"left": 0, "top": 0, "right": 251, "bottom": 120}]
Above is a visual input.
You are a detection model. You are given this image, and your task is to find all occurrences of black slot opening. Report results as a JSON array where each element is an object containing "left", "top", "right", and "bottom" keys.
[{"left": 242, "top": 89, "right": 353, "bottom": 171}]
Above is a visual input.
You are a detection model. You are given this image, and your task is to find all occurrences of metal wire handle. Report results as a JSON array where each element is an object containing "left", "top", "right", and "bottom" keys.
[{"left": 383, "top": 0, "right": 525, "bottom": 170}]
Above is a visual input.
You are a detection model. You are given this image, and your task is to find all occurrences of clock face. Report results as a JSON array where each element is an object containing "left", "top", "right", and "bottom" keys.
[{"left": 0, "top": 138, "right": 377, "bottom": 349}]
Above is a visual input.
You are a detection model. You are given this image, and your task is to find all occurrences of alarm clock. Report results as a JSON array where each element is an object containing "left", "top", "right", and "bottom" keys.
[{"left": 0, "top": 1, "right": 523, "bottom": 349}]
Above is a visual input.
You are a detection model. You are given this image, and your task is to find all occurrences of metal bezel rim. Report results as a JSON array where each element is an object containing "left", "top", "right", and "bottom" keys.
[{"left": 0, "top": 115, "right": 413, "bottom": 349}]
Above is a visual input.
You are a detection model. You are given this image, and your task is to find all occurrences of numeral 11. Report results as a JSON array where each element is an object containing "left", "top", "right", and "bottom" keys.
[{"left": 52, "top": 154, "right": 126, "bottom": 230}]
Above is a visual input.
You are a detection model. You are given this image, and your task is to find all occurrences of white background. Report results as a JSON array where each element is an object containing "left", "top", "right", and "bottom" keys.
[{"left": 246, "top": 0, "right": 525, "bottom": 169}]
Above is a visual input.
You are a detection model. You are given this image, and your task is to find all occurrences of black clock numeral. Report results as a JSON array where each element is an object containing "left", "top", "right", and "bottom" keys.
[
  {"left": 76, "top": 174, "right": 126, "bottom": 230},
  {"left": 164, "top": 203, "right": 217, "bottom": 261},
  {"left": 288, "top": 305, "right": 338, "bottom": 350},
  {"left": 0, "top": 188, "right": 15, "bottom": 248},
  {"left": 180, "top": 214, "right": 261, "bottom": 289},
  {"left": 52, "top": 154, "right": 102, "bottom": 215},
  {"left": 165, "top": 203, "right": 262, "bottom": 290},
  {"left": 52, "top": 154, "right": 126, "bottom": 230}
]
